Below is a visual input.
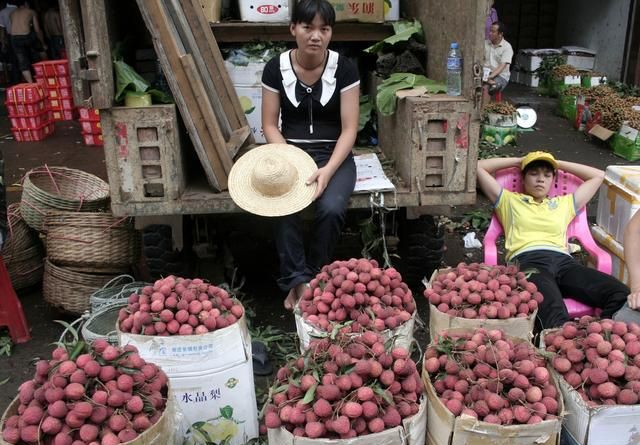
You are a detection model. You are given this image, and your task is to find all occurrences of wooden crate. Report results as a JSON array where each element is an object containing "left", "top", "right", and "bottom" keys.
[
  {"left": 377, "top": 95, "right": 479, "bottom": 207},
  {"left": 102, "top": 105, "right": 185, "bottom": 214}
]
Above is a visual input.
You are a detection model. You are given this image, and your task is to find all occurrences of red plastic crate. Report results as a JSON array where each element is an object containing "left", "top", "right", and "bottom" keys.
[
  {"left": 79, "top": 119, "right": 102, "bottom": 134},
  {"left": 48, "top": 97, "right": 74, "bottom": 110},
  {"left": 35, "top": 77, "right": 47, "bottom": 89},
  {"left": 12, "top": 122, "right": 55, "bottom": 142},
  {"left": 9, "top": 111, "right": 50, "bottom": 129},
  {"left": 32, "top": 60, "right": 69, "bottom": 78},
  {"left": 6, "top": 83, "right": 46, "bottom": 104},
  {"left": 45, "top": 75, "right": 70, "bottom": 88},
  {"left": 51, "top": 108, "right": 77, "bottom": 121},
  {"left": 81, "top": 132, "right": 103, "bottom": 146},
  {"left": 6, "top": 100, "right": 47, "bottom": 116},
  {"left": 78, "top": 107, "right": 100, "bottom": 121},
  {"left": 47, "top": 87, "right": 73, "bottom": 99}
]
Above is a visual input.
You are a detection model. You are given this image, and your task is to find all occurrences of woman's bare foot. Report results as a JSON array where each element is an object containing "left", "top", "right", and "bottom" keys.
[{"left": 284, "top": 283, "right": 309, "bottom": 311}]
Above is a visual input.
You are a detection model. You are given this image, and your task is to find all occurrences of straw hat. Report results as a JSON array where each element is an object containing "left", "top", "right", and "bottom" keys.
[{"left": 228, "top": 144, "right": 318, "bottom": 217}]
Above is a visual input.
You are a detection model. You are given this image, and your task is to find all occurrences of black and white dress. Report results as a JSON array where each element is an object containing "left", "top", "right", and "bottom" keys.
[
  {"left": 261, "top": 49, "right": 360, "bottom": 292},
  {"left": 261, "top": 49, "right": 360, "bottom": 150}
]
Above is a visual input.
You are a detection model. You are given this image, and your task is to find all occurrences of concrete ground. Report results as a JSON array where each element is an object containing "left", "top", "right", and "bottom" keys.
[{"left": 0, "top": 82, "right": 634, "bottom": 414}]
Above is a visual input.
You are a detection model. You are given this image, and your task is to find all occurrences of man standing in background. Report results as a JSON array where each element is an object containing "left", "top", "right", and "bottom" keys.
[
  {"left": 9, "top": 0, "right": 46, "bottom": 83},
  {"left": 0, "top": 1, "right": 19, "bottom": 84}
]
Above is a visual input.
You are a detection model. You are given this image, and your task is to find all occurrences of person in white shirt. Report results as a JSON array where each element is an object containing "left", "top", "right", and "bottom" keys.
[{"left": 483, "top": 21, "right": 513, "bottom": 104}]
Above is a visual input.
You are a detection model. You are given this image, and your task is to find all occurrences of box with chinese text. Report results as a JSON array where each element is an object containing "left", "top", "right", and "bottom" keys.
[{"left": 329, "top": 0, "right": 384, "bottom": 22}]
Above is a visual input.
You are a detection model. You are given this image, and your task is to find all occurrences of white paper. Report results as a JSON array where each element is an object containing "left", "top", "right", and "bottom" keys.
[
  {"left": 463, "top": 232, "right": 483, "bottom": 249},
  {"left": 353, "top": 153, "right": 396, "bottom": 193}
]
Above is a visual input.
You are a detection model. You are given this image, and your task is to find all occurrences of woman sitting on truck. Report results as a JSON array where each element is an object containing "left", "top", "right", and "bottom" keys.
[
  {"left": 261, "top": 0, "right": 360, "bottom": 310},
  {"left": 477, "top": 152, "right": 634, "bottom": 329}
]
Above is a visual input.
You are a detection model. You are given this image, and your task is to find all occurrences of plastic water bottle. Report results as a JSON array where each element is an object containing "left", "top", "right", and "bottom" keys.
[{"left": 446, "top": 42, "right": 462, "bottom": 96}]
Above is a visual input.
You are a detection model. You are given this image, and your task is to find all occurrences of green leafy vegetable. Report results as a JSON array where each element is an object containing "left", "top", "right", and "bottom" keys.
[
  {"left": 364, "top": 19, "right": 424, "bottom": 54},
  {"left": 376, "top": 73, "right": 446, "bottom": 116}
]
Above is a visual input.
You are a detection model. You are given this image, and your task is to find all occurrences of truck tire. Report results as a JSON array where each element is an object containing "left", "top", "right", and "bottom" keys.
[
  {"left": 397, "top": 214, "right": 445, "bottom": 289},
  {"left": 142, "top": 224, "right": 191, "bottom": 280}
]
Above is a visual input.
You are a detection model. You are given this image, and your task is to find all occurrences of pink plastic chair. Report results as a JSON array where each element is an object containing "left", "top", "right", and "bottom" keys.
[{"left": 483, "top": 167, "right": 611, "bottom": 318}]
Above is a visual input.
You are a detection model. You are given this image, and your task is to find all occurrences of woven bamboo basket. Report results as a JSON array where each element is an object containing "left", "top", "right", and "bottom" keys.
[
  {"left": 43, "top": 259, "right": 120, "bottom": 314},
  {"left": 44, "top": 211, "right": 140, "bottom": 271},
  {"left": 21, "top": 166, "right": 110, "bottom": 232},
  {"left": 4, "top": 243, "right": 44, "bottom": 290},
  {"left": 3, "top": 203, "right": 40, "bottom": 257}
]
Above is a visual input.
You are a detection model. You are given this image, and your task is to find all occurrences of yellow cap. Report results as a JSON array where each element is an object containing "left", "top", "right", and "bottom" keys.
[{"left": 521, "top": 151, "right": 558, "bottom": 171}]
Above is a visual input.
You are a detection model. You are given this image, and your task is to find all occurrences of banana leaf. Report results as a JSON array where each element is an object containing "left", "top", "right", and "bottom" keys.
[
  {"left": 359, "top": 95, "right": 373, "bottom": 131},
  {"left": 376, "top": 73, "right": 446, "bottom": 116},
  {"left": 364, "top": 19, "right": 423, "bottom": 54},
  {"left": 114, "top": 59, "right": 172, "bottom": 104}
]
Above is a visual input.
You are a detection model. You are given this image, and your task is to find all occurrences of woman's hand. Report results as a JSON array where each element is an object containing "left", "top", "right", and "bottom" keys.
[
  {"left": 306, "top": 166, "right": 334, "bottom": 200},
  {"left": 629, "top": 288, "right": 640, "bottom": 310}
]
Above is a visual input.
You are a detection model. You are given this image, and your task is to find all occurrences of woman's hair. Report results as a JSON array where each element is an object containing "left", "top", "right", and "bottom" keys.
[
  {"left": 292, "top": 0, "right": 336, "bottom": 27},
  {"left": 522, "top": 160, "right": 556, "bottom": 176}
]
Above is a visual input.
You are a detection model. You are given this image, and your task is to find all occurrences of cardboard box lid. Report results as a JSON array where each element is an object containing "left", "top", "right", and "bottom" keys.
[
  {"left": 589, "top": 125, "right": 614, "bottom": 141},
  {"left": 605, "top": 165, "right": 640, "bottom": 196}
]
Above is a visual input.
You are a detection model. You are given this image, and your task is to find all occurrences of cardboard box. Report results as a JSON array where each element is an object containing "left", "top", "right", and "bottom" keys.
[
  {"left": 329, "top": 0, "right": 384, "bottom": 23},
  {"left": 118, "top": 314, "right": 251, "bottom": 374},
  {"left": 172, "top": 349, "right": 259, "bottom": 445},
  {"left": 233, "top": 85, "right": 266, "bottom": 143},
  {"left": 553, "top": 366, "right": 640, "bottom": 445},
  {"left": 590, "top": 224, "right": 629, "bottom": 285},
  {"left": 423, "top": 331, "right": 563, "bottom": 445},
  {"left": 596, "top": 165, "right": 640, "bottom": 243},
  {"left": 426, "top": 269, "right": 537, "bottom": 341},
  {"left": 294, "top": 309, "right": 415, "bottom": 352},
  {"left": 238, "top": 0, "right": 293, "bottom": 22},
  {"left": 224, "top": 61, "right": 266, "bottom": 86},
  {"left": 268, "top": 396, "right": 426, "bottom": 445}
]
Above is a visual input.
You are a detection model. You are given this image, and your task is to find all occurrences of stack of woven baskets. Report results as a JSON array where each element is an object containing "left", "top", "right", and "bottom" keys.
[
  {"left": 20, "top": 166, "right": 142, "bottom": 314},
  {"left": 3, "top": 203, "right": 44, "bottom": 290}
]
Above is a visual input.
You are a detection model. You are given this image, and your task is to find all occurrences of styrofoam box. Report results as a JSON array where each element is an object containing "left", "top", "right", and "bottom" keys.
[
  {"left": 118, "top": 315, "right": 251, "bottom": 374},
  {"left": 515, "top": 48, "right": 562, "bottom": 72},
  {"left": 596, "top": 165, "right": 640, "bottom": 243},
  {"left": 385, "top": 0, "right": 400, "bottom": 21},
  {"left": 239, "top": 0, "right": 293, "bottom": 22},
  {"left": 224, "top": 61, "right": 266, "bottom": 86},
  {"left": 566, "top": 54, "right": 595, "bottom": 71},
  {"left": 172, "top": 345, "right": 258, "bottom": 445},
  {"left": 590, "top": 224, "right": 629, "bottom": 285},
  {"left": 521, "top": 71, "right": 540, "bottom": 88},
  {"left": 233, "top": 85, "right": 266, "bottom": 143},
  {"left": 562, "top": 75, "right": 581, "bottom": 86}
]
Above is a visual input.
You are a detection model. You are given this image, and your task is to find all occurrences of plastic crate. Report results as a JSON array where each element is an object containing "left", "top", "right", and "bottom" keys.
[
  {"left": 51, "top": 108, "right": 77, "bottom": 121},
  {"left": 79, "top": 119, "right": 102, "bottom": 134},
  {"left": 9, "top": 111, "right": 51, "bottom": 129},
  {"left": 82, "top": 132, "right": 104, "bottom": 146},
  {"left": 6, "top": 83, "right": 46, "bottom": 104},
  {"left": 32, "top": 59, "right": 69, "bottom": 78},
  {"left": 12, "top": 122, "right": 55, "bottom": 142},
  {"left": 78, "top": 107, "right": 100, "bottom": 121},
  {"left": 46, "top": 87, "right": 73, "bottom": 99},
  {"left": 5, "top": 100, "right": 47, "bottom": 116},
  {"left": 48, "top": 97, "right": 74, "bottom": 110}
]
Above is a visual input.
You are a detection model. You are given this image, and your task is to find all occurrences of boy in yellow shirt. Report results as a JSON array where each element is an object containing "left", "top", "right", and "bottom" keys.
[{"left": 477, "top": 152, "right": 631, "bottom": 329}]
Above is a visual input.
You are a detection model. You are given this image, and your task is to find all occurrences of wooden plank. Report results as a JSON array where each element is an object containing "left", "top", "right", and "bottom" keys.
[
  {"left": 137, "top": 0, "right": 227, "bottom": 190},
  {"left": 78, "top": 0, "right": 114, "bottom": 109},
  {"left": 166, "top": 0, "right": 234, "bottom": 138},
  {"left": 181, "top": 0, "right": 248, "bottom": 136},
  {"left": 211, "top": 22, "right": 394, "bottom": 43},
  {"left": 180, "top": 54, "right": 234, "bottom": 174},
  {"left": 58, "top": 0, "right": 90, "bottom": 107},
  {"left": 226, "top": 126, "right": 252, "bottom": 158}
]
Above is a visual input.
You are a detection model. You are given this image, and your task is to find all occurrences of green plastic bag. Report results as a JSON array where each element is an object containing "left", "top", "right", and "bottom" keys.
[{"left": 376, "top": 73, "right": 446, "bottom": 116}]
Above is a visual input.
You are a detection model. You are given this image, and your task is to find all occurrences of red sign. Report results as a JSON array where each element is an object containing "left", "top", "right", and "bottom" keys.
[{"left": 257, "top": 5, "right": 278, "bottom": 14}]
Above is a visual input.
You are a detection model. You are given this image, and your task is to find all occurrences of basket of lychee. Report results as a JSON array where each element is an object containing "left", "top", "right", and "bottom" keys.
[
  {"left": 424, "top": 263, "right": 542, "bottom": 340},
  {"left": 264, "top": 330, "right": 426, "bottom": 443},
  {"left": 0, "top": 340, "right": 173, "bottom": 445},
  {"left": 543, "top": 317, "right": 640, "bottom": 406},
  {"left": 117, "top": 275, "right": 245, "bottom": 336},
  {"left": 423, "top": 328, "right": 563, "bottom": 438},
  {"left": 296, "top": 258, "right": 417, "bottom": 350}
]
